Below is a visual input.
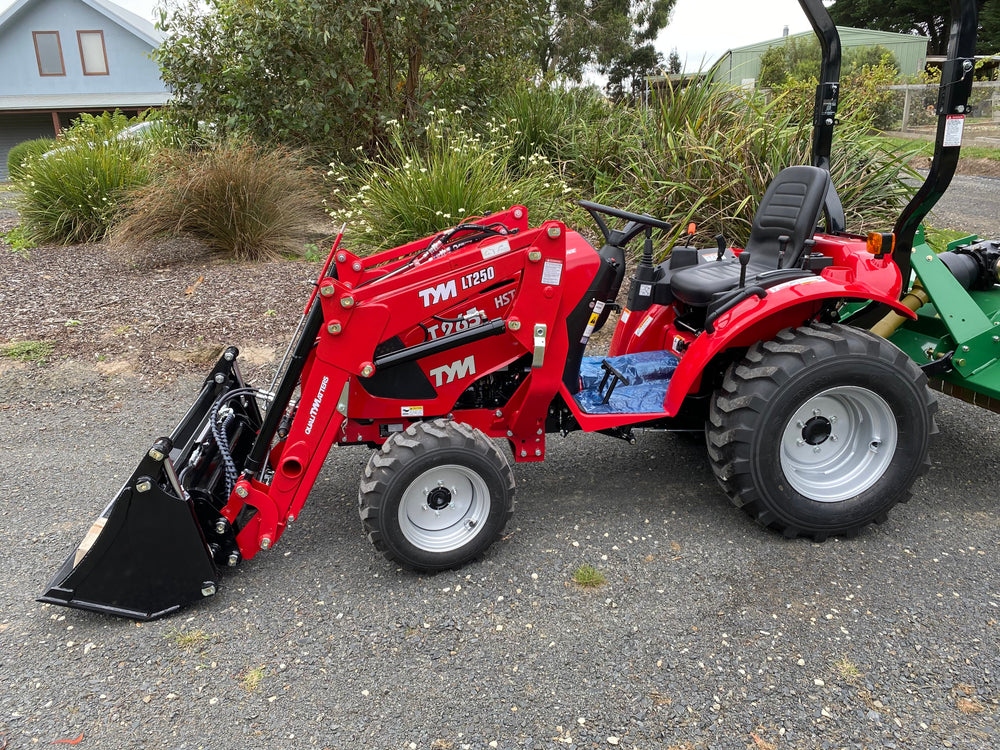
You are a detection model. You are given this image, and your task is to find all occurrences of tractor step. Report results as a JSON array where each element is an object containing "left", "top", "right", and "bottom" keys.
[{"left": 574, "top": 351, "right": 679, "bottom": 414}]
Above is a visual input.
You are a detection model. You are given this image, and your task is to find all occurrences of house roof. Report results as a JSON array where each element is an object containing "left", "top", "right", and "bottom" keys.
[
  {"left": 0, "top": 0, "right": 164, "bottom": 47},
  {"left": 0, "top": 91, "right": 170, "bottom": 110}
]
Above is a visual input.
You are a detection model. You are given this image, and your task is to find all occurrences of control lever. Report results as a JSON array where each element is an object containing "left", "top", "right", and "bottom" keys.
[
  {"left": 738, "top": 251, "right": 751, "bottom": 288},
  {"left": 777, "top": 235, "right": 790, "bottom": 268},
  {"left": 684, "top": 223, "right": 697, "bottom": 246},
  {"left": 799, "top": 238, "right": 816, "bottom": 268},
  {"left": 715, "top": 234, "right": 726, "bottom": 261}
]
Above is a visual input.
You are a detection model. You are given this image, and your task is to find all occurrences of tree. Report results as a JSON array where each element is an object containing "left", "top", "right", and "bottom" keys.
[
  {"left": 759, "top": 46, "right": 789, "bottom": 88},
  {"left": 667, "top": 47, "right": 682, "bottom": 75},
  {"left": 533, "top": 0, "right": 676, "bottom": 82},
  {"left": 828, "top": 0, "right": 989, "bottom": 56},
  {"left": 155, "top": 0, "right": 537, "bottom": 159}
]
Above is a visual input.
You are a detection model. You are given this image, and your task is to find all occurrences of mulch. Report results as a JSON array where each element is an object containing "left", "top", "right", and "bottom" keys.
[{"left": 0, "top": 216, "right": 326, "bottom": 382}]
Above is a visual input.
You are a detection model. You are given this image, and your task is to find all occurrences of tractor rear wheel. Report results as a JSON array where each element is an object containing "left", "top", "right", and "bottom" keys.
[
  {"left": 707, "top": 323, "right": 936, "bottom": 540},
  {"left": 359, "top": 419, "right": 515, "bottom": 571}
]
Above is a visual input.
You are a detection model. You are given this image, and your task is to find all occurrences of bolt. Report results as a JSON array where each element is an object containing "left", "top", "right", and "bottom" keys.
[
  {"left": 214, "top": 518, "right": 227, "bottom": 535},
  {"left": 535, "top": 326, "right": 545, "bottom": 336},
  {"left": 227, "top": 552, "right": 240, "bottom": 567},
  {"left": 957, "top": 358, "right": 967, "bottom": 367},
  {"left": 926, "top": 255, "right": 934, "bottom": 262},
  {"left": 547, "top": 226, "right": 562, "bottom": 239},
  {"left": 830, "top": 415, "right": 837, "bottom": 423},
  {"left": 320, "top": 286, "right": 334, "bottom": 297},
  {"left": 962, "top": 345, "right": 970, "bottom": 352},
  {"left": 506, "top": 430, "right": 513, "bottom": 437},
  {"left": 327, "top": 322, "right": 342, "bottom": 335},
  {"left": 336, "top": 252, "right": 347, "bottom": 262},
  {"left": 361, "top": 364, "right": 374, "bottom": 377},
  {"left": 259, "top": 536, "right": 272, "bottom": 550},
  {"left": 508, "top": 320, "right": 521, "bottom": 331},
  {"left": 214, "top": 373, "right": 226, "bottom": 384},
  {"left": 796, "top": 438, "right": 805, "bottom": 446},
  {"left": 520, "top": 449, "right": 527, "bottom": 457},
  {"left": 796, "top": 420, "right": 804, "bottom": 428},
  {"left": 813, "top": 446, "right": 821, "bottom": 453},
  {"left": 287, "top": 514, "right": 295, "bottom": 523},
  {"left": 235, "top": 485, "right": 249, "bottom": 498},
  {"left": 135, "top": 479, "right": 152, "bottom": 493},
  {"left": 148, "top": 447, "right": 165, "bottom": 462},
  {"left": 537, "top": 428, "right": 543, "bottom": 435},
  {"left": 830, "top": 435, "right": 838, "bottom": 442},
  {"left": 224, "top": 350, "right": 235, "bottom": 362},
  {"left": 495, "top": 410, "right": 503, "bottom": 417},
  {"left": 352, "top": 261, "right": 362, "bottom": 272},
  {"left": 513, "top": 209, "right": 524, "bottom": 219},
  {"left": 201, "top": 583, "right": 217, "bottom": 597},
  {"left": 527, "top": 251, "right": 542, "bottom": 262},
  {"left": 534, "top": 448, "right": 542, "bottom": 456},
  {"left": 812, "top": 408, "right": 821, "bottom": 416},
  {"left": 340, "top": 296, "right": 355, "bottom": 308}
]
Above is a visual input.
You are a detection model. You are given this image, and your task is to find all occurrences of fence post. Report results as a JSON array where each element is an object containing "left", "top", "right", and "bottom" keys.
[{"left": 901, "top": 86, "right": 912, "bottom": 132}]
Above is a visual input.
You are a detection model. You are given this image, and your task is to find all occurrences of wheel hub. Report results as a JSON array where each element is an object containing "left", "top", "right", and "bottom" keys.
[
  {"left": 426, "top": 486, "right": 452, "bottom": 510},
  {"left": 801, "top": 415, "right": 832, "bottom": 445}
]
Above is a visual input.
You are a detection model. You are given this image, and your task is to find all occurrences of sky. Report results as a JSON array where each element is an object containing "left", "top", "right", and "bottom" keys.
[{"left": 2, "top": 0, "right": 828, "bottom": 73}]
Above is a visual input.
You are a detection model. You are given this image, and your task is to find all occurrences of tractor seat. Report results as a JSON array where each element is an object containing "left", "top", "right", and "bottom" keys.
[{"left": 669, "top": 166, "right": 832, "bottom": 307}]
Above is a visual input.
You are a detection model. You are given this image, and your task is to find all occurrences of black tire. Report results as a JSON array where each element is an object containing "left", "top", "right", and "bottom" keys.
[
  {"left": 358, "top": 419, "right": 515, "bottom": 571},
  {"left": 707, "top": 323, "right": 937, "bottom": 540}
]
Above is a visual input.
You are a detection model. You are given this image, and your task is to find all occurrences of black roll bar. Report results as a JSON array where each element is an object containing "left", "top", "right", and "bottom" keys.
[
  {"left": 798, "top": 0, "right": 842, "bottom": 171},
  {"left": 891, "top": 0, "right": 978, "bottom": 283}
]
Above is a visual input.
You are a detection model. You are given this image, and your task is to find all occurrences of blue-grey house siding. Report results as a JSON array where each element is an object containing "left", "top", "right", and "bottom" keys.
[{"left": 0, "top": 0, "right": 168, "bottom": 178}]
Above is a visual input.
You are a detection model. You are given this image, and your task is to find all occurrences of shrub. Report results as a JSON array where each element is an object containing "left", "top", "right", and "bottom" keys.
[
  {"left": 6, "top": 138, "right": 56, "bottom": 181},
  {"left": 115, "top": 142, "right": 318, "bottom": 262},
  {"left": 16, "top": 122, "right": 152, "bottom": 244},
  {"left": 328, "top": 110, "right": 574, "bottom": 252},
  {"left": 601, "top": 76, "right": 916, "bottom": 255}
]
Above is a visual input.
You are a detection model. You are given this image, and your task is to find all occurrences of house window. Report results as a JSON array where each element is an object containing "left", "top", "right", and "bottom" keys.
[
  {"left": 77, "top": 30, "right": 108, "bottom": 75},
  {"left": 33, "top": 31, "right": 65, "bottom": 76}
]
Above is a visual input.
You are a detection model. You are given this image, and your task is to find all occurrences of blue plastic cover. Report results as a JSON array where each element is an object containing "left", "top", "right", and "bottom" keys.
[{"left": 574, "top": 350, "right": 679, "bottom": 415}]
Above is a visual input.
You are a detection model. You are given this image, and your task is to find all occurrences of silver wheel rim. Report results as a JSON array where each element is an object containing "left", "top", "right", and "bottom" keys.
[
  {"left": 779, "top": 386, "right": 898, "bottom": 503},
  {"left": 398, "top": 464, "right": 491, "bottom": 552}
]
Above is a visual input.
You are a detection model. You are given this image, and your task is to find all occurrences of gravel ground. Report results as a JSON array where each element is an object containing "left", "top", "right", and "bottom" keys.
[
  {"left": 1, "top": 361, "right": 999, "bottom": 749},
  {"left": 3, "top": 175, "right": 1000, "bottom": 749}
]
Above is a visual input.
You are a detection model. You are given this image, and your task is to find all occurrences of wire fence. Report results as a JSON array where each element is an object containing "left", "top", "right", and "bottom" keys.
[{"left": 889, "top": 81, "right": 1000, "bottom": 145}]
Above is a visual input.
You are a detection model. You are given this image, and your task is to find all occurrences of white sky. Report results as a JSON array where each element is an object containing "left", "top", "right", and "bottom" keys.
[{"left": 3, "top": 0, "right": 830, "bottom": 74}]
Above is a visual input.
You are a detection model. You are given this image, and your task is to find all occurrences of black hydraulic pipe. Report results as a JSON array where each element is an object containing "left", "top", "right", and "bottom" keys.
[
  {"left": 798, "top": 0, "right": 841, "bottom": 171},
  {"left": 374, "top": 319, "right": 507, "bottom": 369},
  {"left": 891, "top": 0, "right": 977, "bottom": 285},
  {"left": 243, "top": 274, "right": 334, "bottom": 477}
]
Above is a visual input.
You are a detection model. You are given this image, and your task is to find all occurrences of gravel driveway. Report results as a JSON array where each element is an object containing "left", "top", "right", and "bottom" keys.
[{"left": 2, "top": 175, "right": 1000, "bottom": 749}]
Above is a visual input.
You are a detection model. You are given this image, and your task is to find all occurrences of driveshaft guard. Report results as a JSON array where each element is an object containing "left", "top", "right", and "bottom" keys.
[{"left": 38, "top": 440, "right": 219, "bottom": 620}]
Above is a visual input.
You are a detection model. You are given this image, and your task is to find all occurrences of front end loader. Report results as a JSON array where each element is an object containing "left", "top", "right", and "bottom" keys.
[{"left": 39, "top": 0, "right": 976, "bottom": 620}]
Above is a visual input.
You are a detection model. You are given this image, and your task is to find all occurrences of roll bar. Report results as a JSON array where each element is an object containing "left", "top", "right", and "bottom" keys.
[
  {"left": 891, "top": 0, "right": 978, "bottom": 283},
  {"left": 798, "top": 0, "right": 842, "bottom": 171}
]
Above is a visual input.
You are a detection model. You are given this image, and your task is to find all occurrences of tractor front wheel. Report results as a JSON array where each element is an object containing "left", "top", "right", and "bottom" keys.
[
  {"left": 708, "top": 324, "right": 936, "bottom": 540},
  {"left": 359, "top": 419, "right": 515, "bottom": 571}
]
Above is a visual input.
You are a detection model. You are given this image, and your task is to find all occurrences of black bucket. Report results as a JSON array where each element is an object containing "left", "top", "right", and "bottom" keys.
[{"left": 39, "top": 347, "right": 262, "bottom": 620}]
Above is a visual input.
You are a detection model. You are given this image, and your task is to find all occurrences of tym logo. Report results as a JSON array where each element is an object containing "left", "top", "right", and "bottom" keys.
[
  {"left": 418, "top": 279, "right": 457, "bottom": 307},
  {"left": 429, "top": 356, "right": 476, "bottom": 387}
]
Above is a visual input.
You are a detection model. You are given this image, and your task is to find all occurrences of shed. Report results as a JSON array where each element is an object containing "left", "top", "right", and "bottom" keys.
[{"left": 712, "top": 26, "right": 929, "bottom": 87}]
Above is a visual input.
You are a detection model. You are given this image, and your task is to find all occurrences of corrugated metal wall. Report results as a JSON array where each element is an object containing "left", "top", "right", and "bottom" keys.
[{"left": 0, "top": 112, "right": 56, "bottom": 180}]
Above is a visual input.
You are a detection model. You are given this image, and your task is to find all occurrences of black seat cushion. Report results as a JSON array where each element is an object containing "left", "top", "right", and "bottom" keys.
[{"left": 669, "top": 166, "right": 832, "bottom": 307}]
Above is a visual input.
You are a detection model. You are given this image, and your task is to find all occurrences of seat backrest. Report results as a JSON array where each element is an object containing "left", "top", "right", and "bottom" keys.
[{"left": 745, "top": 165, "right": 832, "bottom": 269}]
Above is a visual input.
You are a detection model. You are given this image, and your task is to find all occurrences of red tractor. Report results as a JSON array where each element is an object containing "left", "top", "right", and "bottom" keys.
[{"left": 42, "top": 0, "right": 978, "bottom": 620}]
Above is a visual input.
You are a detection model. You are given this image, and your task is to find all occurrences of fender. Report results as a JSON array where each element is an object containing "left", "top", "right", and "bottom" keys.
[{"left": 662, "top": 277, "right": 917, "bottom": 415}]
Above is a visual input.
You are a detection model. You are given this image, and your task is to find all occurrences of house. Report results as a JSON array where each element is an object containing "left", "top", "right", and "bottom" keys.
[
  {"left": 0, "top": 0, "right": 168, "bottom": 178},
  {"left": 712, "top": 26, "right": 930, "bottom": 87}
]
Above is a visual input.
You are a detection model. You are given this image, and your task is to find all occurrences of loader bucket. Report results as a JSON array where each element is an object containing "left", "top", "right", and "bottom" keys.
[{"left": 39, "top": 347, "right": 262, "bottom": 620}]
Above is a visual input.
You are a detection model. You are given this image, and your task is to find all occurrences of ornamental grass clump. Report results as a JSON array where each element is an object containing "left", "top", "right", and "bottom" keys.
[
  {"left": 16, "top": 114, "right": 153, "bottom": 244},
  {"left": 328, "top": 110, "right": 574, "bottom": 253},
  {"left": 115, "top": 142, "right": 317, "bottom": 262}
]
